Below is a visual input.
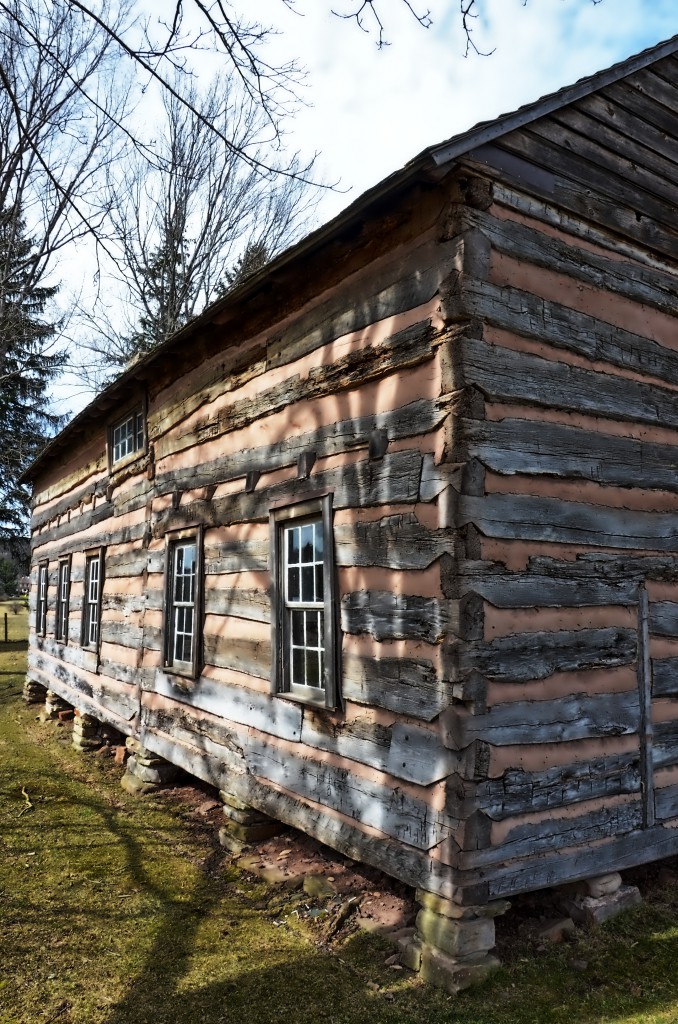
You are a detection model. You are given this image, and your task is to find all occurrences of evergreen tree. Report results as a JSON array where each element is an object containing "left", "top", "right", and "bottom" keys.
[
  {"left": 225, "top": 241, "right": 270, "bottom": 291},
  {"left": 0, "top": 205, "right": 64, "bottom": 543},
  {"left": 115, "top": 232, "right": 195, "bottom": 369}
]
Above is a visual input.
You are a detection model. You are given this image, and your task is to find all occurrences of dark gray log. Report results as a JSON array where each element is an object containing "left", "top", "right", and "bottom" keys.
[
  {"left": 204, "top": 588, "right": 271, "bottom": 623},
  {"left": 203, "top": 540, "right": 269, "bottom": 575},
  {"left": 464, "top": 417, "right": 678, "bottom": 495},
  {"left": 32, "top": 501, "right": 114, "bottom": 551},
  {"left": 445, "top": 689, "right": 640, "bottom": 747},
  {"left": 342, "top": 652, "right": 453, "bottom": 721},
  {"left": 202, "top": 633, "right": 271, "bottom": 680},
  {"left": 335, "top": 514, "right": 455, "bottom": 570},
  {"left": 31, "top": 477, "right": 109, "bottom": 532},
  {"left": 459, "top": 800, "right": 643, "bottom": 870},
  {"left": 653, "top": 721, "right": 678, "bottom": 769},
  {"left": 655, "top": 785, "right": 678, "bottom": 823},
  {"left": 460, "top": 491, "right": 678, "bottom": 552},
  {"left": 449, "top": 276, "right": 678, "bottom": 390},
  {"left": 466, "top": 144, "right": 678, "bottom": 261},
  {"left": 100, "top": 622, "right": 145, "bottom": 649},
  {"left": 300, "top": 712, "right": 467, "bottom": 786},
  {"left": 651, "top": 659, "right": 678, "bottom": 698},
  {"left": 149, "top": 670, "right": 302, "bottom": 742},
  {"left": 340, "top": 591, "right": 469, "bottom": 643},
  {"left": 244, "top": 735, "right": 456, "bottom": 850},
  {"left": 156, "top": 319, "right": 436, "bottom": 465},
  {"left": 482, "top": 823, "right": 678, "bottom": 899},
  {"left": 125, "top": 394, "right": 448, "bottom": 513},
  {"left": 154, "top": 449, "right": 425, "bottom": 536},
  {"left": 473, "top": 752, "right": 640, "bottom": 820},
  {"left": 464, "top": 205, "right": 677, "bottom": 318},
  {"left": 142, "top": 716, "right": 461, "bottom": 899},
  {"left": 649, "top": 602, "right": 678, "bottom": 638},
  {"left": 266, "top": 237, "right": 460, "bottom": 369},
  {"left": 28, "top": 649, "right": 137, "bottom": 722},
  {"left": 460, "top": 627, "right": 637, "bottom": 683},
  {"left": 32, "top": 521, "right": 147, "bottom": 562},
  {"left": 462, "top": 558, "right": 640, "bottom": 608},
  {"left": 463, "top": 336, "right": 678, "bottom": 433}
]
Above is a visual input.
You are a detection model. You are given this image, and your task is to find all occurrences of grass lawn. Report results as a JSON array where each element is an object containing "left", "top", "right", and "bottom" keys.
[
  {"left": 0, "top": 598, "right": 28, "bottom": 644},
  {"left": 3, "top": 637, "right": 678, "bottom": 1023}
]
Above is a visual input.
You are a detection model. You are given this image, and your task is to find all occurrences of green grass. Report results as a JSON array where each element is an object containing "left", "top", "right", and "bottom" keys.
[
  {"left": 0, "top": 598, "right": 28, "bottom": 645},
  {"left": 2, "top": 639, "right": 678, "bottom": 1023}
]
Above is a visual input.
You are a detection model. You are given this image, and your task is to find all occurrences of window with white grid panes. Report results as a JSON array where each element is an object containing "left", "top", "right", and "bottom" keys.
[
  {"left": 36, "top": 563, "right": 48, "bottom": 636},
  {"left": 111, "top": 410, "right": 144, "bottom": 465},
  {"left": 271, "top": 495, "right": 339, "bottom": 708},
  {"left": 83, "top": 554, "right": 101, "bottom": 647},
  {"left": 284, "top": 518, "right": 325, "bottom": 693},
  {"left": 167, "top": 540, "right": 198, "bottom": 671},
  {"left": 55, "top": 560, "right": 70, "bottom": 642}
]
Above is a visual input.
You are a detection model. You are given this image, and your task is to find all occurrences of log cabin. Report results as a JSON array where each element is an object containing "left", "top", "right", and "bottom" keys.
[{"left": 21, "top": 35, "right": 678, "bottom": 990}]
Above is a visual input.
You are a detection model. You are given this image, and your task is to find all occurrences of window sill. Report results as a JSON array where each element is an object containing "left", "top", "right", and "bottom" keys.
[
  {"left": 276, "top": 688, "right": 336, "bottom": 711},
  {"left": 163, "top": 665, "right": 200, "bottom": 689},
  {"left": 109, "top": 449, "right": 147, "bottom": 479}
]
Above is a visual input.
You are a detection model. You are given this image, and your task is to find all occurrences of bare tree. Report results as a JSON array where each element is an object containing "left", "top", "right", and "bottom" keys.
[
  {"left": 0, "top": 1, "right": 602, "bottom": 200},
  {"left": 0, "top": 0, "right": 131, "bottom": 537},
  {"left": 75, "top": 70, "right": 317, "bottom": 384},
  {"left": 0, "top": 0, "right": 131, "bottom": 373}
]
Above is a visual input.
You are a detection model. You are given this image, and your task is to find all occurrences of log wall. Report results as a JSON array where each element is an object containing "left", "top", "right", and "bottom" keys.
[
  {"left": 27, "top": 186, "right": 479, "bottom": 902},
  {"left": 443, "top": 49, "right": 678, "bottom": 902}
]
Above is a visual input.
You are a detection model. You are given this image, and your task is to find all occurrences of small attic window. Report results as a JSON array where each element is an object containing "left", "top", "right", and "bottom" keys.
[{"left": 111, "top": 408, "right": 145, "bottom": 466}]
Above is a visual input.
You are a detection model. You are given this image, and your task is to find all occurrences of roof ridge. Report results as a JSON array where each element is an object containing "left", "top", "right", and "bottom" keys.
[{"left": 428, "top": 33, "right": 678, "bottom": 166}]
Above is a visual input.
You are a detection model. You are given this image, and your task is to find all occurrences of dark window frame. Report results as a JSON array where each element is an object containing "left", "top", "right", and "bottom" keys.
[
  {"left": 81, "top": 548, "right": 105, "bottom": 653},
  {"left": 107, "top": 396, "right": 147, "bottom": 471},
  {"left": 55, "top": 556, "right": 72, "bottom": 643},
  {"left": 270, "top": 494, "right": 340, "bottom": 710},
  {"left": 36, "top": 561, "right": 49, "bottom": 637},
  {"left": 162, "top": 527, "right": 204, "bottom": 681}
]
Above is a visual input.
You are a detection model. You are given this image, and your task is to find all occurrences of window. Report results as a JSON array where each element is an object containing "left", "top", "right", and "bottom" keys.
[
  {"left": 270, "top": 495, "right": 339, "bottom": 708},
  {"left": 55, "top": 558, "right": 71, "bottom": 642},
  {"left": 111, "top": 409, "right": 144, "bottom": 465},
  {"left": 36, "top": 562, "right": 48, "bottom": 636},
  {"left": 82, "top": 552, "right": 103, "bottom": 648},
  {"left": 164, "top": 533, "right": 203, "bottom": 677}
]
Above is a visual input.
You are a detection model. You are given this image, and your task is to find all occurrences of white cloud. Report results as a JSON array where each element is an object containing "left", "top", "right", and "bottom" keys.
[{"left": 257, "top": 0, "right": 677, "bottom": 222}]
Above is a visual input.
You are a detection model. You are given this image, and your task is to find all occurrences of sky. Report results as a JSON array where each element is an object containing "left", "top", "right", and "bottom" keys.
[
  {"left": 257, "top": 0, "right": 677, "bottom": 222},
  {"left": 55, "top": 0, "right": 677, "bottom": 416}
]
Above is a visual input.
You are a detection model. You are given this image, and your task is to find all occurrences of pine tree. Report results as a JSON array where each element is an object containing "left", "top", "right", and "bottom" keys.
[
  {"left": 0, "top": 205, "right": 64, "bottom": 544},
  {"left": 115, "top": 232, "right": 195, "bottom": 369}
]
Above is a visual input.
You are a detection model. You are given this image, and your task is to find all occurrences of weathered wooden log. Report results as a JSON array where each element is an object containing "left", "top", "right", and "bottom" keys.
[
  {"left": 244, "top": 734, "right": 456, "bottom": 850},
  {"left": 341, "top": 652, "right": 453, "bottom": 721},
  {"left": 444, "top": 689, "right": 640, "bottom": 748},
  {"left": 458, "top": 800, "right": 643, "bottom": 870},
  {"left": 460, "top": 491, "right": 678, "bottom": 552},
  {"left": 457, "top": 205, "right": 677, "bottom": 317},
  {"left": 149, "top": 671, "right": 302, "bottom": 742},
  {"left": 464, "top": 417, "right": 678, "bottom": 496},
  {"left": 340, "top": 592, "right": 482, "bottom": 643},
  {"left": 472, "top": 752, "right": 641, "bottom": 820},
  {"left": 460, "top": 627, "right": 637, "bottom": 683}
]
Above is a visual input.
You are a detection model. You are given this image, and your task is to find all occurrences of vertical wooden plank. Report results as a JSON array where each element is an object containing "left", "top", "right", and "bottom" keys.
[{"left": 638, "top": 585, "right": 655, "bottom": 828}]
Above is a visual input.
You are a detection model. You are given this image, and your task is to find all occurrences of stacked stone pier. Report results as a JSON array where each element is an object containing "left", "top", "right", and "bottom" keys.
[{"left": 121, "top": 738, "right": 179, "bottom": 795}]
